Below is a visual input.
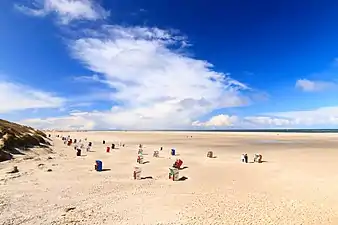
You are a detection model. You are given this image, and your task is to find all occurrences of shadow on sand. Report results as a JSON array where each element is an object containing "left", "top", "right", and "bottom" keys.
[
  {"left": 141, "top": 176, "right": 153, "bottom": 180},
  {"left": 178, "top": 166, "right": 188, "bottom": 170},
  {"left": 178, "top": 176, "right": 188, "bottom": 181},
  {"left": 143, "top": 161, "right": 150, "bottom": 164},
  {"left": 249, "top": 161, "right": 268, "bottom": 164},
  {"left": 101, "top": 169, "right": 111, "bottom": 172}
]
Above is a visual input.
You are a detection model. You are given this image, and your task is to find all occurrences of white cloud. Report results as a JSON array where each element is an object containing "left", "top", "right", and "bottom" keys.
[
  {"left": 295, "top": 79, "right": 338, "bottom": 92},
  {"left": 52, "top": 25, "right": 248, "bottom": 129},
  {"left": 244, "top": 116, "right": 293, "bottom": 127},
  {"left": 21, "top": 113, "right": 95, "bottom": 130},
  {"left": 189, "top": 106, "right": 338, "bottom": 128},
  {"left": 250, "top": 106, "right": 338, "bottom": 127},
  {"left": 0, "top": 81, "right": 65, "bottom": 113},
  {"left": 191, "top": 114, "right": 294, "bottom": 128},
  {"left": 192, "top": 114, "right": 239, "bottom": 127},
  {"left": 267, "top": 106, "right": 338, "bottom": 126},
  {"left": 15, "top": 0, "right": 110, "bottom": 24},
  {"left": 73, "top": 74, "right": 102, "bottom": 83}
]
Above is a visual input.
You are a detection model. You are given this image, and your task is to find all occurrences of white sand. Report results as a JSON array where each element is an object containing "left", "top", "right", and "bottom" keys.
[{"left": 1, "top": 131, "right": 338, "bottom": 225}]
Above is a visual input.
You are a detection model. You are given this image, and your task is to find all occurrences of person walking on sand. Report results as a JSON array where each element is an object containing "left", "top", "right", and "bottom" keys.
[
  {"left": 241, "top": 154, "right": 245, "bottom": 162},
  {"left": 244, "top": 154, "right": 248, "bottom": 163}
]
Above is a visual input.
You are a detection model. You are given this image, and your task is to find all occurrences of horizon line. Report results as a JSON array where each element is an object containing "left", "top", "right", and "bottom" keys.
[{"left": 44, "top": 128, "right": 338, "bottom": 133}]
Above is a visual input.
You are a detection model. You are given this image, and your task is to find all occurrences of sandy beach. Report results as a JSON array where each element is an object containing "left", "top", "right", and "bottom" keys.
[{"left": 1, "top": 131, "right": 338, "bottom": 225}]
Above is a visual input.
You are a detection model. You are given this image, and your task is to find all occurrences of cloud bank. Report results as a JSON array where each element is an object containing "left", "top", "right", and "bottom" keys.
[{"left": 194, "top": 106, "right": 338, "bottom": 128}]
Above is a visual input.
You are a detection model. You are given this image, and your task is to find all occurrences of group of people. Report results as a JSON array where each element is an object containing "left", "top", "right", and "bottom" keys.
[
  {"left": 241, "top": 153, "right": 263, "bottom": 163},
  {"left": 241, "top": 153, "right": 249, "bottom": 163}
]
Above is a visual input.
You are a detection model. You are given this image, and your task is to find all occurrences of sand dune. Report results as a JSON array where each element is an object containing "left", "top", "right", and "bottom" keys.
[{"left": 1, "top": 131, "right": 338, "bottom": 224}]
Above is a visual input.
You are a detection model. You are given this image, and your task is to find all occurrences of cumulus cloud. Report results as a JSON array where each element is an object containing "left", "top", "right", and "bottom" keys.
[
  {"left": 192, "top": 114, "right": 239, "bottom": 127},
  {"left": 0, "top": 81, "right": 65, "bottom": 113},
  {"left": 295, "top": 79, "right": 338, "bottom": 92},
  {"left": 15, "top": 0, "right": 110, "bottom": 24}
]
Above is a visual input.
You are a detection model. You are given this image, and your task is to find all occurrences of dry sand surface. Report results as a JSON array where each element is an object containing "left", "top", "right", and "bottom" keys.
[{"left": 1, "top": 131, "right": 338, "bottom": 225}]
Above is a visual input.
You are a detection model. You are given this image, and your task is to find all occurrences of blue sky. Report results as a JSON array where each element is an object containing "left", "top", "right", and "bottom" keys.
[{"left": 0, "top": 0, "right": 338, "bottom": 129}]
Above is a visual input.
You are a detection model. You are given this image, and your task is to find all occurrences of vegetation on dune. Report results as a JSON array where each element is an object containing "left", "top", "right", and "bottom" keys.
[{"left": 0, "top": 119, "right": 50, "bottom": 162}]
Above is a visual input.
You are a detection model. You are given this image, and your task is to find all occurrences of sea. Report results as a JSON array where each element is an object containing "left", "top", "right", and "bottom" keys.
[{"left": 89, "top": 129, "right": 338, "bottom": 133}]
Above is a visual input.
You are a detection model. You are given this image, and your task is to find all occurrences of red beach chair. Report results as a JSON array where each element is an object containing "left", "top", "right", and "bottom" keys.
[{"left": 173, "top": 159, "right": 183, "bottom": 169}]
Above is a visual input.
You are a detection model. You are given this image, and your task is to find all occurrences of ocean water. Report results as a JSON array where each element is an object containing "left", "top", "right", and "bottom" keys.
[
  {"left": 144, "top": 129, "right": 338, "bottom": 133},
  {"left": 182, "top": 129, "right": 338, "bottom": 133},
  {"left": 87, "top": 129, "right": 338, "bottom": 133}
]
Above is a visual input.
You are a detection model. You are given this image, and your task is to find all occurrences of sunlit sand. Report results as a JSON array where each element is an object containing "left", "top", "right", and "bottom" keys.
[{"left": 1, "top": 131, "right": 338, "bottom": 224}]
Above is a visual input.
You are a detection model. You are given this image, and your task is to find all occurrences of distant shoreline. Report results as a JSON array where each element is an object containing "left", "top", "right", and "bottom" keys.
[{"left": 45, "top": 129, "right": 338, "bottom": 133}]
